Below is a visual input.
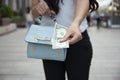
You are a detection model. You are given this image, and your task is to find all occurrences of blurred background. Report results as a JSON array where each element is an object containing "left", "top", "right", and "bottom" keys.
[{"left": 0, "top": 0, "right": 120, "bottom": 80}]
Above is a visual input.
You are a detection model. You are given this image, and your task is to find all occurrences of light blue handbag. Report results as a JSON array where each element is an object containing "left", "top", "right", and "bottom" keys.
[{"left": 25, "top": 16, "right": 67, "bottom": 61}]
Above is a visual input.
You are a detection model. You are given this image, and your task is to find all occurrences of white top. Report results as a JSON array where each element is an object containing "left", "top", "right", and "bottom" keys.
[
  {"left": 40, "top": 0, "right": 88, "bottom": 32},
  {"left": 56, "top": 0, "right": 88, "bottom": 32}
]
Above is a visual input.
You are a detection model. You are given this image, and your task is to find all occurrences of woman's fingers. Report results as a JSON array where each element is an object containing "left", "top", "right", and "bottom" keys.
[
  {"left": 69, "top": 33, "right": 82, "bottom": 44},
  {"left": 60, "top": 31, "right": 71, "bottom": 42},
  {"left": 36, "top": 6, "right": 43, "bottom": 15},
  {"left": 32, "top": 1, "right": 55, "bottom": 16},
  {"left": 43, "top": 2, "right": 49, "bottom": 11},
  {"left": 34, "top": 1, "right": 49, "bottom": 15},
  {"left": 61, "top": 33, "right": 82, "bottom": 44},
  {"left": 50, "top": 10, "right": 56, "bottom": 15},
  {"left": 60, "top": 26, "right": 83, "bottom": 45},
  {"left": 47, "top": 10, "right": 56, "bottom": 16}
]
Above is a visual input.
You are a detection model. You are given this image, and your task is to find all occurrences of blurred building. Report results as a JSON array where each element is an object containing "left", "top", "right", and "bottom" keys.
[
  {"left": 2, "top": 0, "right": 32, "bottom": 16},
  {"left": 110, "top": 0, "right": 120, "bottom": 28},
  {"left": 96, "top": 0, "right": 120, "bottom": 28},
  {"left": 2, "top": 0, "right": 32, "bottom": 11},
  {"left": 97, "top": 0, "right": 112, "bottom": 7}
]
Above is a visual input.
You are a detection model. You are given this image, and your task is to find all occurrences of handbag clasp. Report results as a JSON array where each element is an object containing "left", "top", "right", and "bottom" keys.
[{"left": 35, "top": 37, "right": 51, "bottom": 42}]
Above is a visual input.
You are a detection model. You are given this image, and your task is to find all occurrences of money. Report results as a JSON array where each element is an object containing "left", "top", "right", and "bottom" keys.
[{"left": 52, "top": 23, "right": 69, "bottom": 49}]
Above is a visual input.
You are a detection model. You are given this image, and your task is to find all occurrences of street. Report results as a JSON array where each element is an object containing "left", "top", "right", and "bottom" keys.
[{"left": 0, "top": 27, "right": 120, "bottom": 80}]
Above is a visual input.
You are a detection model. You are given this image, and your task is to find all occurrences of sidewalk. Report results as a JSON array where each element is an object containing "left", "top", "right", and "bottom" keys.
[
  {"left": 0, "top": 23, "right": 17, "bottom": 36},
  {"left": 88, "top": 27, "right": 120, "bottom": 80},
  {"left": 0, "top": 27, "right": 120, "bottom": 80}
]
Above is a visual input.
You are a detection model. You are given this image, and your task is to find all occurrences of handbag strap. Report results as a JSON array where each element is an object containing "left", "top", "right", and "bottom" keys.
[
  {"left": 34, "top": 0, "right": 57, "bottom": 24},
  {"left": 35, "top": 15, "right": 57, "bottom": 25}
]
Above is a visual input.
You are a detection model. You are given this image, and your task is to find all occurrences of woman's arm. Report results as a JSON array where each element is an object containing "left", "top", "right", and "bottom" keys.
[
  {"left": 61, "top": 0, "right": 89, "bottom": 44},
  {"left": 73, "top": 0, "right": 89, "bottom": 26}
]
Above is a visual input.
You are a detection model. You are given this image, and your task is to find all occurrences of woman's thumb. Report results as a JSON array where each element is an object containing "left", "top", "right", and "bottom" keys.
[
  {"left": 50, "top": 10, "right": 56, "bottom": 15},
  {"left": 47, "top": 10, "right": 56, "bottom": 15},
  {"left": 60, "top": 34, "right": 70, "bottom": 43}
]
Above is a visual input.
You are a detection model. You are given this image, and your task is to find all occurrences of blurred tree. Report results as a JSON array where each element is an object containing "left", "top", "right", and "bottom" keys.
[{"left": 0, "top": 3, "right": 14, "bottom": 18}]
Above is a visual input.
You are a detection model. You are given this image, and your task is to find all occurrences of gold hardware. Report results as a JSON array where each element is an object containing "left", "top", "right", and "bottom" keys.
[{"left": 35, "top": 37, "right": 51, "bottom": 42}]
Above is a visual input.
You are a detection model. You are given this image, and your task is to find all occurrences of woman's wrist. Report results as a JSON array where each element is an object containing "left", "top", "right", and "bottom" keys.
[{"left": 71, "top": 19, "right": 81, "bottom": 29}]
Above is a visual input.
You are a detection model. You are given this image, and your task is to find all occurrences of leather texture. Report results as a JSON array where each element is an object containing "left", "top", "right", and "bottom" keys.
[{"left": 25, "top": 24, "right": 67, "bottom": 61}]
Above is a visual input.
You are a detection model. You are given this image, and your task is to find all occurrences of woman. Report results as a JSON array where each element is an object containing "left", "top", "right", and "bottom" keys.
[
  {"left": 25, "top": 7, "right": 33, "bottom": 29},
  {"left": 31, "top": 0, "right": 99, "bottom": 80}
]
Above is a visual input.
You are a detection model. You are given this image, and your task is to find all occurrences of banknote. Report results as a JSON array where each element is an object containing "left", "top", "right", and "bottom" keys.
[{"left": 52, "top": 23, "right": 69, "bottom": 49}]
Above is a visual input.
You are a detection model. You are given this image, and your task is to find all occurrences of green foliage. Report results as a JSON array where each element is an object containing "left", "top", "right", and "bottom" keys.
[
  {"left": 0, "top": 4, "right": 14, "bottom": 18},
  {"left": 12, "top": 16, "right": 26, "bottom": 22}
]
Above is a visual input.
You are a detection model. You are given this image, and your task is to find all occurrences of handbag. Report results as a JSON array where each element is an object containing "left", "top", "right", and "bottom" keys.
[{"left": 25, "top": 16, "right": 67, "bottom": 61}]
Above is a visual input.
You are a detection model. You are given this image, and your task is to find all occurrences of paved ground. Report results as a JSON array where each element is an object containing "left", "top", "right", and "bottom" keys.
[{"left": 0, "top": 26, "right": 120, "bottom": 80}]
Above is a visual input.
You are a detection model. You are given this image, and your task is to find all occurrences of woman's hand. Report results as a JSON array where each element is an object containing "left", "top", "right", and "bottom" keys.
[
  {"left": 60, "top": 0, "right": 89, "bottom": 45},
  {"left": 60, "top": 23, "right": 83, "bottom": 45},
  {"left": 31, "top": 1, "right": 55, "bottom": 18}
]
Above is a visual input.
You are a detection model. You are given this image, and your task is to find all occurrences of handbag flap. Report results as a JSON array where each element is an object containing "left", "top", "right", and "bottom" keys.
[{"left": 25, "top": 24, "right": 54, "bottom": 45}]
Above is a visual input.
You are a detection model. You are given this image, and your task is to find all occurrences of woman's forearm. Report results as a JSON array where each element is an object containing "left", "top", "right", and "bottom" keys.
[{"left": 72, "top": 0, "right": 89, "bottom": 27}]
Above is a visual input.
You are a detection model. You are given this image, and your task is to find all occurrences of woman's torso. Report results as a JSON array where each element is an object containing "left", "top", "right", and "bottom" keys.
[{"left": 41, "top": 0, "right": 88, "bottom": 32}]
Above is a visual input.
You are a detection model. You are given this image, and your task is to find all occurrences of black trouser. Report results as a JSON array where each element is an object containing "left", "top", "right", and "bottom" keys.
[{"left": 43, "top": 30, "right": 93, "bottom": 80}]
